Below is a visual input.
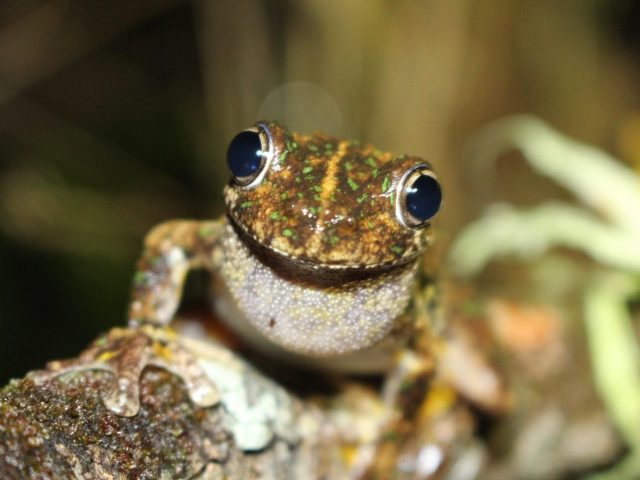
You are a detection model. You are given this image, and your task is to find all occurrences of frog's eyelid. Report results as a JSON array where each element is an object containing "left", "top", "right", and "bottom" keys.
[
  {"left": 395, "top": 164, "right": 443, "bottom": 228},
  {"left": 235, "top": 124, "right": 275, "bottom": 189}
]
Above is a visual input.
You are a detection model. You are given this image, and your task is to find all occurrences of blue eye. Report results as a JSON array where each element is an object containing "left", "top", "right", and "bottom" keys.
[
  {"left": 400, "top": 169, "right": 442, "bottom": 227},
  {"left": 227, "top": 129, "right": 268, "bottom": 185}
]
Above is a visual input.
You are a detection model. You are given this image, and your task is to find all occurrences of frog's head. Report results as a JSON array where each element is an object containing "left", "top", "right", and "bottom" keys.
[{"left": 223, "top": 122, "right": 442, "bottom": 278}]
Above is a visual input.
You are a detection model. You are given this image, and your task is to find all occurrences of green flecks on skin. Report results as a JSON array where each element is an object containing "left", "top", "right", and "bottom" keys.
[
  {"left": 382, "top": 174, "right": 391, "bottom": 193},
  {"left": 400, "top": 377, "right": 417, "bottom": 390},
  {"left": 313, "top": 193, "right": 321, "bottom": 201},
  {"left": 151, "top": 256, "right": 165, "bottom": 267},
  {"left": 390, "top": 245, "right": 404, "bottom": 255},
  {"left": 280, "top": 192, "right": 288, "bottom": 200},
  {"left": 364, "top": 156, "right": 377, "bottom": 169},
  {"left": 312, "top": 185, "right": 322, "bottom": 192},
  {"left": 356, "top": 192, "right": 368, "bottom": 204},
  {"left": 282, "top": 228, "right": 294, "bottom": 237},
  {"left": 367, "top": 220, "right": 375, "bottom": 229},
  {"left": 133, "top": 271, "right": 148, "bottom": 287},
  {"left": 240, "top": 201, "right": 253, "bottom": 209},
  {"left": 347, "top": 178, "right": 360, "bottom": 191},
  {"left": 198, "top": 225, "right": 216, "bottom": 238},
  {"left": 329, "top": 235, "right": 340, "bottom": 245},
  {"left": 302, "top": 165, "right": 313, "bottom": 174},
  {"left": 295, "top": 176, "right": 302, "bottom": 183},
  {"left": 309, "top": 206, "right": 320, "bottom": 215},
  {"left": 345, "top": 161, "right": 353, "bottom": 171},
  {"left": 297, "top": 192, "right": 304, "bottom": 198},
  {"left": 286, "top": 140, "right": 298, "bottom": 152},
  {"left": 372, "top": 168, "right": 379, "bottom": 178},
  {"left": 270, "top": 211, "right": 280, "bottom": 220},
  {"left": 278, "top": 152, "right": 287, "bottom": 165},
  {"left": 381, "top": 431, "right": 399, "bottom": 443},
  {"left": 308, "top": 144, "right": 318, "bottom": 153},
  {"left": 389, "top": 191, "right": 395, "bottom": 207},
  {"left": 330, "top": 193, "right": 337, "bottom": 202}
]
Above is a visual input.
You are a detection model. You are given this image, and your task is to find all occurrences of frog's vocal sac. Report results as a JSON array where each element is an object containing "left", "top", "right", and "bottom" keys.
[{"left": 215, "top": 122, "right": 442, "bottom": 359}]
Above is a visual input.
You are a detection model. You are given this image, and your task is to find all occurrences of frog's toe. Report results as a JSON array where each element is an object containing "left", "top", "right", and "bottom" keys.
[
  {"left": 183, "top": 372, "right": 220, "bottom": 407},
  {"left": 103, "top": 370, "right": 144, "bottom": 417},
  {"left": 147, "top": 337, "right": 220, "bottom": 408},
  {"left": 31, "top": 326, "right": 220, "bottom": 417}
]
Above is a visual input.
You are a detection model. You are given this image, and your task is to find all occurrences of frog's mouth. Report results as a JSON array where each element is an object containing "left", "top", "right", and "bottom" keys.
[{"left": 228, "top": 215, "right": 422, "bottom": 287}]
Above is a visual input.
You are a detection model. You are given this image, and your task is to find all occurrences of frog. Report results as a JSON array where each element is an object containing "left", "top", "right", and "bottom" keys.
[
  {"left": 33, "top": 121, "right": 443, "bottom": 416},
  {"left": 32, "top": 122, "right": 510, "bottom": 478}
]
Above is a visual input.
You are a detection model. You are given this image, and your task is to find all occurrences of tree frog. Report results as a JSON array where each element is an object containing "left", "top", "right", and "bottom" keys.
[{"left": 34, "top": 122, "right": 443, "bottom": 420}]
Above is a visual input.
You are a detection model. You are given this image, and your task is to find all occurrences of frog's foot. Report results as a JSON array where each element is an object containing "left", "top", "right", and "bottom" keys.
[{"left": 30, "top": 326, "right": 220, "bottom": 417}]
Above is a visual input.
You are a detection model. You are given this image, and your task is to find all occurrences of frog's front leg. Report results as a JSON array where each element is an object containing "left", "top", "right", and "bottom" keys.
[{"left": 32, "top": 219, "right": 225, "bottom": 416}]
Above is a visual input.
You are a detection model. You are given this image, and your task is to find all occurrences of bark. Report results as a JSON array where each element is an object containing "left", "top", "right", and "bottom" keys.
[{"left": 0, "top": 331, "right": 346, "bottom": 480}]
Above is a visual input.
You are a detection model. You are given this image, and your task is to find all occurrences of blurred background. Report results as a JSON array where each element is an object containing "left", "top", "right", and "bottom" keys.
[{"left": 0, "top": 0, "right": 639, "bottom": 391}]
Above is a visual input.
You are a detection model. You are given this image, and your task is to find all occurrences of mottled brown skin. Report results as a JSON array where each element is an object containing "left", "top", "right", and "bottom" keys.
[{"left": 226, "top": 123, "right": 431, "bottom": 270}]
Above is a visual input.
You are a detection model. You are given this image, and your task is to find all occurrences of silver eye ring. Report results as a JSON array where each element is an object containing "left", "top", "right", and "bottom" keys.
[
  {"left": 226, "top": 123, "right": 274, "bottom": 188},
  {"left": 395, "top": 165, "right": 443, "bottom": 228}
]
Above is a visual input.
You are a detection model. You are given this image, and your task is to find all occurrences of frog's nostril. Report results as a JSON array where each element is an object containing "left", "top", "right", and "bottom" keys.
[
  {"left": 227, "top": 130, "right": 266, "bottom": 183},
  {"left": 405, "top": 174, "right": 442, "bottom": 224}
]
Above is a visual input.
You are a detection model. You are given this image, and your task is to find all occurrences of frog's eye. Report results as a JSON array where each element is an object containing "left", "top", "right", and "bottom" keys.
[
  {"left": 226, "top": 126, "right": 272, "bottom": 187},
  {"left": 396, "top": 166, "right": 442, "bottom": 228}
]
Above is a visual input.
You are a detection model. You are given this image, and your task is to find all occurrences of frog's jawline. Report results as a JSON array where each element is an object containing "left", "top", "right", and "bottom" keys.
[{"left": 228, "top": 215, "right": 421, "bottom": 287}]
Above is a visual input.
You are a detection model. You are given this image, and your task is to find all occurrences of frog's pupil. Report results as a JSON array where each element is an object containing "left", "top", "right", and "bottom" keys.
[
  {"left": 227, "top": 131, "right": 264, "bottom": 179},
  {"left": 405, "top": 174, "right": 442, "bottom": 223}
]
